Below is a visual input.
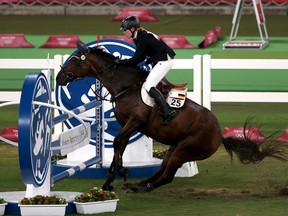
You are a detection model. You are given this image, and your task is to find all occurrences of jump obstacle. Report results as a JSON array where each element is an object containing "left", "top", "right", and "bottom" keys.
[{"left": 1, "top": 72, "right": 97, "bottom": 214}]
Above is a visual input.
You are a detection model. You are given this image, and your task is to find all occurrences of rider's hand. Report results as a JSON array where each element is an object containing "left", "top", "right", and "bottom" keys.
[{"left": 145, "top": 58, "right": 153, "bottom": 65}]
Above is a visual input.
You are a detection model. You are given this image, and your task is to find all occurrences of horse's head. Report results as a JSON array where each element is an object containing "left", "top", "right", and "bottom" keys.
[{"left": 56, "top": 41, "right": 108, "bottom": 86}]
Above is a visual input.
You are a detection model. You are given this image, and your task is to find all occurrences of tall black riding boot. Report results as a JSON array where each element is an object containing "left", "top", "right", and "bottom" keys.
[{"left": 148, "top": 87, "right": 176, "bottom": 125}]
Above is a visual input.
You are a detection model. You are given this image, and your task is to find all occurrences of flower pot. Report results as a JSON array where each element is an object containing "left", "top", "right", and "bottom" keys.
[
  {"left": 0, "top": 203, "right": 7, "bottom": 216},
  {"left": 18, "top": 204, "right": 68, "bottom": 216},
  {"left": 74, "top": 199, "right": 119, "bottom": 214}
]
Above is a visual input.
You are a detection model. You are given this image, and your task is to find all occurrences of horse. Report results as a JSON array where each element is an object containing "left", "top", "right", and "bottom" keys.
[{"left": 56, "top": 42, "right": 288, "bottom": 192}]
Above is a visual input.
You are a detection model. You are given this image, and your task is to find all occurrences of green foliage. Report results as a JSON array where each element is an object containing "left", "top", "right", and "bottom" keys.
[
  {"left": 19, "top": 195, "right": 67, "bottom": 205},
  {"left": 74, "top": 187, "right": 118, "bottom": 203},
  {"left": 0, "top": 198, "right": 5, "bottom": 204},
  {"left": 153, "top": 148, "right": 168, "bottom": 159}
]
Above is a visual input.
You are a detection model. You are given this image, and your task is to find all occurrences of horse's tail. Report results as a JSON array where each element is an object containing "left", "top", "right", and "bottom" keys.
[
  {"left": 222, "top": 136, "right": 288, "bottom": 164},
  {"left": 221, "top": 122, "right": 288, "bottom": 164}
]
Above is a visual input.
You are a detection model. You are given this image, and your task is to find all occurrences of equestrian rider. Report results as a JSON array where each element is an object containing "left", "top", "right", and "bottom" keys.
[{"left": 115, "top": 16, "right": 177, "bottom": 125}]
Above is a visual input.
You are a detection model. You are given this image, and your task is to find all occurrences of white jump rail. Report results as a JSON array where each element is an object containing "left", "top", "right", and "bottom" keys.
[
  {"left": 202, "top": 54, "right": 288, "bottom": 110},
  {"left": 0, "top": 55, "right": 62, "bottom": 102}
]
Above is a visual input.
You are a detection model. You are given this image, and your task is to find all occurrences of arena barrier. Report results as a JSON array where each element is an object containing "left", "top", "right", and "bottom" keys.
[
  {"left": 0, "top": 54, "right": 62, "bottom": 102},
  {"left": 2, "top": 54, "right": 288, "bottom": 111},
  {"left": 202, "top": 54, "right": 288, "bottom": 110}
]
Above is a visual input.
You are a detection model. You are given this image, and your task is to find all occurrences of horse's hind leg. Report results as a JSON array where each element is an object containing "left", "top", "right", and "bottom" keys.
[
  {"left": 125, "top": 147, "right": 184, "bottom": 192},
  {"left": 146, "top": 158, "right": 181, "bottom": 191},
  {"left": 124, "top": 146, "right": 175, "bottom": 189},
  {"left": 146, "top": 146, "right": 175, "bottom": 183}
]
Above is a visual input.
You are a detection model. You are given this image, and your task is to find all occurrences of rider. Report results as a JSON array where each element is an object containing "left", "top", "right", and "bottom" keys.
[{"left": 115, "top": 15, "right": 177, "bottom": 125}]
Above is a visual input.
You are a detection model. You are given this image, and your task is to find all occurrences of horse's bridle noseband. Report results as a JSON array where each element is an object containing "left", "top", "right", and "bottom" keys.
[{"left": 60, "top": 53, "right": 88, "bottom": 82}]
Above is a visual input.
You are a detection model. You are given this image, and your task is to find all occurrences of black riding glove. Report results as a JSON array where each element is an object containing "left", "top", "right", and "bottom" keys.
[{"left": 145, "top": 58, "right": 153, "bottom": 65}]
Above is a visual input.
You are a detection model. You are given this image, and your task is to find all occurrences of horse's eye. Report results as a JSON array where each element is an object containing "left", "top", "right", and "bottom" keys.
[{"left": 71, "top": 57, "right": 79, "bottom": 62}]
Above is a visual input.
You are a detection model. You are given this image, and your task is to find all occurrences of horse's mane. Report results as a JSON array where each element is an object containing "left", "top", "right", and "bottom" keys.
[
  {"left": 90, "top": 46, "right": 116, "bottom": 61},
  {"left": 89, "top": 46, "right": 149, "bottom": 80}
]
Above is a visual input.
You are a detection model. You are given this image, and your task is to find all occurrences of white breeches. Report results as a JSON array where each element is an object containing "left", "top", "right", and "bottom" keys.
[{"left": 144, "top": 55, "right": 174, "bottom": 92}]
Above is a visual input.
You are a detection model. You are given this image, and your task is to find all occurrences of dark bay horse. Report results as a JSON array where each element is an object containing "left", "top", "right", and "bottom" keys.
[{"left": 56, "top": 43, "right": 288, "bottom": 192}]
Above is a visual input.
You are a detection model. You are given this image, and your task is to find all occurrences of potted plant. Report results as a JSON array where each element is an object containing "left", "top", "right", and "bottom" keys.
[
  {"left": 0, "top": 198, "right": 7, "bottom": 216},
  {"left": 74, "top": 187, "right": 119, "bottom": 214},
  {"left": 18, "top": 195, "right": 67, "bottom": 216}
]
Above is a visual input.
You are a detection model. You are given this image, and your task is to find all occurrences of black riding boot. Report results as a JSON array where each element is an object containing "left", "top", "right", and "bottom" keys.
[{"left": 149, "top": 87, "right": 176, "bottom": 125}]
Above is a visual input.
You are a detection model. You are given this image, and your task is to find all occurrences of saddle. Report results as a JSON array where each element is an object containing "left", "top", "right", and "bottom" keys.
[
  {"left": 141, "top": 77, "right": 188, "bottom": 108},
  {"left": 157, "top": 77, "right": 188, "bottom": 99}
]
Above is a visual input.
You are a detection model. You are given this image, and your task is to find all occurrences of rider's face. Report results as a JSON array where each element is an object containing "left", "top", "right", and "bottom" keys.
[{"left": 123, "top": 28, "right": 134, "bottom": 38}]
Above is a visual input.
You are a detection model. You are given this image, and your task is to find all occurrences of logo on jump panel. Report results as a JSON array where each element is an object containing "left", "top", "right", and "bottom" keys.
[
  {"left": 56, "top": 39, "right": 150, "bottom": 146},
  {"left": 19, "top": 73, "right": 52, "bottom": 187},
  {"left": 31, "top": 77, "right": 52, "bottom": 185}
]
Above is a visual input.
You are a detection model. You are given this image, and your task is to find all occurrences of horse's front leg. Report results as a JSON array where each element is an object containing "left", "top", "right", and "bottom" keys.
[
  {"left": 102, "top": 119, "right": 140, "bottom": 190},
  {"left": 102, "top": 160, "right": 116, "bottom": 191},
  {"left": 101, "top": 141, "right": 128, "bottom": 191},
  {"left": 113, "top": 135, "right": 130, "bottom": 180}
]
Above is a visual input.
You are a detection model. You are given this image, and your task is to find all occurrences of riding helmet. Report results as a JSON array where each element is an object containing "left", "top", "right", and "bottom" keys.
[{"left": 120, "top": 16, "right": 140, "bottom": 30}]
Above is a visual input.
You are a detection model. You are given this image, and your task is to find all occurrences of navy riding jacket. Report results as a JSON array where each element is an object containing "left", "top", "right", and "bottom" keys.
[{"left": 118, "top": 30, "right": 176, "bottom": 66}]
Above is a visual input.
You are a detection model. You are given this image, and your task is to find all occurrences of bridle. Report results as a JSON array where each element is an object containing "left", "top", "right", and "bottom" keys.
[
  {"left": 60, "top": 53, "right": 88, "bottom": 83},
  {"left": 60, "top": 48, "right": 115, "bottom": 101}
]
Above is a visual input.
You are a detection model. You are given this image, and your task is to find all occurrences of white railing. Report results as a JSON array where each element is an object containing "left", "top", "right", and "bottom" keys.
[
  {"left": 0, "top": 55, "right": 62, "bottom": 102},
  {"left": 171, "top": 55, "right": 202, "bottom": 105},
  {"left": 202, "top": 54, "right": 288, "bottom": 110},
  {"left": 1, "top": 55, "right": 288, "bottom": 110}
]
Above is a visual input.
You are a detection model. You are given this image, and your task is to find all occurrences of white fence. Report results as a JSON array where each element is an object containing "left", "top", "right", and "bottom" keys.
[
  {"left": 202, "top": 54, "right": 288, "bottom": 110},
  {"left": 0, "top": 55, "right": 62, "bottom": 102},
  {"left": 1, "top": 54, "right": 288, "bottom": 109}
]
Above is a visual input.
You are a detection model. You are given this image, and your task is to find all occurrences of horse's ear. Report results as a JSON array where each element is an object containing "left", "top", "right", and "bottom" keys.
[{"left": 76, "top": 41, "right": 86, "bottom": 54}]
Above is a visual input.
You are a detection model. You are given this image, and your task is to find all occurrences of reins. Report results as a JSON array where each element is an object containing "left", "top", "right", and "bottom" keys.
[
  {"left": 114, "top": 82, "right": 143, "bottom": 101},
  {"left": 81, "top": 62, "right": 115, "bottom": 102}
]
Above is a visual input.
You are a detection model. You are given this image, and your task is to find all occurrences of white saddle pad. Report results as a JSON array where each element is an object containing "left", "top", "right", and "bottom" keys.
[{"left": 141, "top": 82, "right": 187, "bottom": 108}]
